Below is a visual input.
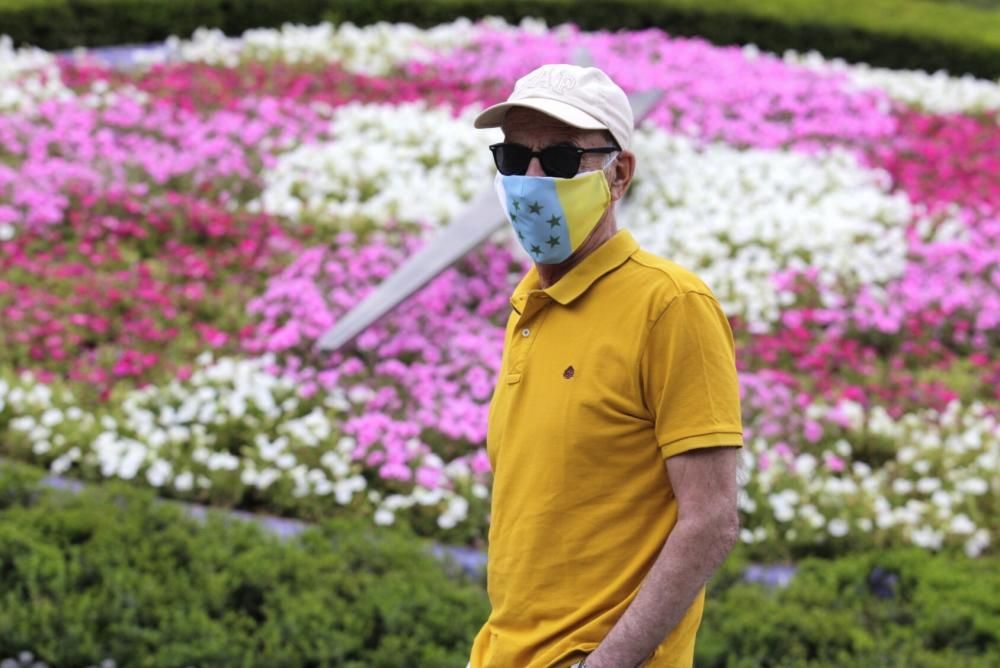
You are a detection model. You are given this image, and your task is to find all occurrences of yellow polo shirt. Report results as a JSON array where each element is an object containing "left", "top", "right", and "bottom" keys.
[{"left": 470, "top": 229, "right": 743, "bottom": 668}]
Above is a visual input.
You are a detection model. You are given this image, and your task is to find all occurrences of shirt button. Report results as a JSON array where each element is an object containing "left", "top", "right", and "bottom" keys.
[{"left": 521, "top": 328, "right": 531, "bottom": 337}]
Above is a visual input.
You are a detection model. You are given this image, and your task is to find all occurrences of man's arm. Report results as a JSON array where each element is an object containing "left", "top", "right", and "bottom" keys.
[{"left": 583, "top": 446, "right": 741, "bottom": 668}]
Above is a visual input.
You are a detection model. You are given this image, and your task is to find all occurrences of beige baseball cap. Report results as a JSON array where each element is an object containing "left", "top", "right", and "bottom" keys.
[{"left": 474, "top": 64, "right": 634, "bottom": 150}]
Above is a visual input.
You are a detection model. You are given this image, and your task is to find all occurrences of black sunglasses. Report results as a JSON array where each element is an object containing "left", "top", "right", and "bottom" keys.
[{"left": 489, "top": 142, "right": 618, "bottom": 178}]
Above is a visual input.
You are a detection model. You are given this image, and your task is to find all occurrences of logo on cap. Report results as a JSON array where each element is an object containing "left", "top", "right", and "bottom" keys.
[{"left": 520, "top": 67, "right": 577, "bottom": 95}]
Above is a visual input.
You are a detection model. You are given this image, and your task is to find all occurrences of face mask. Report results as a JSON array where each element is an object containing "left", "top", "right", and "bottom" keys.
[{"left": 494, "top": 166, "right": 612, "bottom": 264}]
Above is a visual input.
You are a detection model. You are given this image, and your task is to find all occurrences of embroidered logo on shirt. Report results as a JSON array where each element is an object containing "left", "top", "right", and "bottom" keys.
[{"left": 563, "top": 366, "right": 575, "bottom": 379}]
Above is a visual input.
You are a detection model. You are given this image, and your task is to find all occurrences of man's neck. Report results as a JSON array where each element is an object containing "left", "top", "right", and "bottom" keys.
[{"left": 536, "top": 214, "right": 617, "bottom": 289}]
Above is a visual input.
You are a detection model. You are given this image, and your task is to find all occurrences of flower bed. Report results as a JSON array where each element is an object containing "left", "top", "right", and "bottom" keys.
[{"left": 0, "top": 18, "right": 997, "bottom": 559}]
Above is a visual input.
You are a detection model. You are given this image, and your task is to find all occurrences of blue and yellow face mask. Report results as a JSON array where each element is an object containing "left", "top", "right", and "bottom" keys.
[{"left": 494, "top": 166, "right": 612, "bottom": 264}]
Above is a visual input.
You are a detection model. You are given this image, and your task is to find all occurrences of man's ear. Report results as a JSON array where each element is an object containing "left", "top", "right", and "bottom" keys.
[{"left": 610, "top": 151, "right": 636, "bottom": 202}]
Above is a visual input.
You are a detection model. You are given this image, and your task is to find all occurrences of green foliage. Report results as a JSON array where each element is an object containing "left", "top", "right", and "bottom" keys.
[
  {"left": 2, "top": 0, "right": 999, "bottom": 78},
  {"left": 0, "top": 457, "right": 44, "bottom": 509},
  {"left": 699, "top": 548, "right": 1000, "bottom": 667},
  {"left": 0, "top": 461, "right": 488, "bottom": 666},
  {"left": 3, "top": 461, "right": 999, "bottom": 665}
]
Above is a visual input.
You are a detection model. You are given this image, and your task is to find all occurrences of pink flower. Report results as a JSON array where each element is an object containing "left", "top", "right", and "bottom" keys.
[
  {"left": 195, "top": 323, "right": 229, "bottom": 348},
  {"left": 804, "top": 420, "right": 824, "bottom": 444},
  {"left": 773, "top": 442, "right": 793, "bottom": 461},
  {"left": 824, "top": 453, "right": 846, "bottom": 473},
  {"left": 378, "top": 461, "right": 412, "bottom": 482},
  {"left": 416, "top": 465, "right": 443, "bottom": 490}
]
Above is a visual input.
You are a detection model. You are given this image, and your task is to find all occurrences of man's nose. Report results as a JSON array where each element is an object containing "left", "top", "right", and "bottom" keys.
[{"left": 525, "top": 156, "right": 546, "bottom": 177}]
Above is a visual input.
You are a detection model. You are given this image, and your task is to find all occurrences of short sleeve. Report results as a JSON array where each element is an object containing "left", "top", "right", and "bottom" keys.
[{"left": 640, "top": 291, "right": 744, "bottom": 459}]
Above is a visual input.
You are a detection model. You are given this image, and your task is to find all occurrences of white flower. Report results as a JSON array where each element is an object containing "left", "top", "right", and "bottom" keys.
[
  {"left": 892, "top": 478, "right": 914, "bottom": 495},
  {"left": 174, "top": 472, "right": 195, "bottom": 492},
  {"left": 117, "top": 442, "right": 146, "bottom": 480},
  {"left": 911, "top": 525, "right": 944, "bottom": 550},
  {"left": 255, "top": 102, "right": 501, "bottom": 232},
  {"left": 794, "top": 454, "right": 818, "bottom": 476},
  {"left": 801, "top": 504, "right": 826, "bottom": 529},
  {"left": 50, "top": 448, "right": 80, "bottom": 475},
  {"left": 916, "top": 477, "right": 942, "bottom": 494},
  {"left": 445, "top": 494, "right": 469, "bottom": 521},
  {"left": 625, "top": 128, "right": 911, "bottom": 328},
  {"left": 290, "top": 465, "right": 311, "bottom": 498},
  {"left": 948, "top": 514, "right": 976, "bottom": 535},
  {"left": 207, "top": 452, "right": 240, "bottom": 472},
  {"left": 768, "top": 490, "right": 799, "bottom": 523},
  {"left": 444, "top": 457, "right": 471, "bottom": 479},
  {"left": 384, "top": 494, "right": 415, "bottom": 511},
  {"left": 964, "top": 530, "right": 991, "bottom": 558},
  {"left": 930, "top": 490, "right": 953, "bottom": 509},
  {"left": 147, "top": 429, "right": 168, "bottom": 449},
  {"left": 834, "top": 439, "right": 852, "bottom": 457},
  {"left": 413, "top": 487, "right": 445, "bottom": 506},
  {"left": 275, "top": 453, "right": 297, "bottom": 470},
  {"left": 0, "top": 35, "right": 74, "bottom": 112},
  {"left": 10, "top": 416, "right": 35, "bottom": 431},
  {"left": 374, "top": 508, "right": 395, "bottom": 526},
  {"left": 146, "top": 459, "right": 173, "bottom": 487},
  {"left": 333, "top": 475, "right": 366, "bottom": 505},
  {"left": 320, "top": 450, "right": 351, "bottom": 478},
  {"left": 876, "top": 509, "right": 896, "bottom": 530},
  {"left": 159, "top": 19, "right": 485, "bottom": 76},
  {"left": 258, "top": 435, "right": 289, "bottom": 461},
  {"left": 828, "top": 519, "right": 849, "bottom": 537},
  {"left": 255, "top": 468, "right": 281, "bottom": 490},
  {"left": 40, "top": 408, "right": 63, "bottom": 427},
  {"left": 241, "top": 466, "right": 259, "bottom": 487},
  {"left": 788, "top": 48, "right": 1000, "bottom": 115},
  {"left": 957, "top": 477, "right": 989, "bottom": 495}
]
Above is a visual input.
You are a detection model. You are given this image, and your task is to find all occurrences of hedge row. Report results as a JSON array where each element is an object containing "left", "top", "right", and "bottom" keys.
[
  {"left": 700, "top": 549, "right": 1000, "bottom": 667},
  {"left": 0, "top": 461, "right": 489, "bottom": 667},
  {"left": 1, "top": 0, "right": 999, "bottom": 78},
  {"left": 3, "top": 460, "right": 999, "bottom": 666}
]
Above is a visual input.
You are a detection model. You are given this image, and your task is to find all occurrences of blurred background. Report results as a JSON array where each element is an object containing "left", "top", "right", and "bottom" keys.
[{"left": 0, "top": 1, "right": 998, "bottom": 666}]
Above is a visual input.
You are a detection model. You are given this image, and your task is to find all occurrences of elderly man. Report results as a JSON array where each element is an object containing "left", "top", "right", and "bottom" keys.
[{"left": 466, "top": 64, "right": 744, "bottom": 668}]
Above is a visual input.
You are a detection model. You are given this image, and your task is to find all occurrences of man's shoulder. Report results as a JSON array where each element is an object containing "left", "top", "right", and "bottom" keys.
[{"left": 621, "top": 247, "right": 715, "bottom": 302}]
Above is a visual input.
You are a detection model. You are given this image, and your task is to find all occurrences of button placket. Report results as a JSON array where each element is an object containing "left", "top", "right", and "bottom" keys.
[{"left": 507, "top": 293, "right": 550, "bottom": 383}]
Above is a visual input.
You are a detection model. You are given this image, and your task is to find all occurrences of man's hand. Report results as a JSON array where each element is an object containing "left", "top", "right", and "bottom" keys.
[{"left": 583, "top": 446, "right": 741, "bottom": 668}]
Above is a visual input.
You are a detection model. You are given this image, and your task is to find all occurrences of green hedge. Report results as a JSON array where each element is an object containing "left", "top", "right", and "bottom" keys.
[
  {"left": 0, "top": 462, "right": 488, "bottom": 667},
  {"left": 2, "top": 461, "right": 999, "bottom": 666},
  {"left": 1, "top": 0, "right": 999, "bottom": 78},
  {"left": 698, "top": 548, "right": 1000, "bottom": 667},
  {"left": 327, "top": 0, "right": 1000, "bottom": 78}
]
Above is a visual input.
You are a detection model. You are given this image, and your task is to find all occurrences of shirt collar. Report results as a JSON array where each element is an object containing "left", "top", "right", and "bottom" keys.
[{"left": 510, "top": 229, "right": 639, "bottom": 312}]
